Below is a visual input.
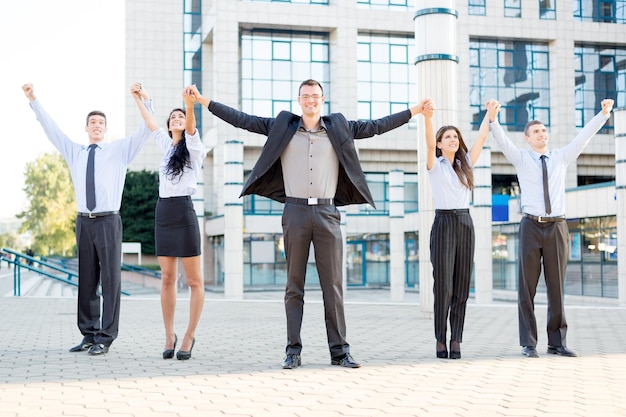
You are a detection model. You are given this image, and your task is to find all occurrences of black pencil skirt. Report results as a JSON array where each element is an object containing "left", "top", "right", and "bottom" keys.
[{"left": 154, "top": 195, "right": 201, "bottom": 257}]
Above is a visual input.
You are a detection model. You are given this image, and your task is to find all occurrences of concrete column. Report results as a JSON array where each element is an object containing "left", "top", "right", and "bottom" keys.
[
  {"left": 414, "top": 0, "right": 459, "bottom": 315},
  {"left": 472, "top": 146, "right": 493, "bottom": 303},
  {"left": 389, "top": 170, "right": 406, "bottom": 302},
  {"left": 614, "top": 108, "right": 626, "bottom": 307},
  {"left": 223, "top": 140, "right": 244, "bottom": 299},
  {"left": 193, "top": 165, "right": 205, "bottom": 283}
]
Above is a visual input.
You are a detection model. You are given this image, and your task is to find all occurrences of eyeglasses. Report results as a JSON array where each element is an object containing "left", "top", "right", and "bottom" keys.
[{"left": 299, "top": 94, "right": 323, "bottom": 100}]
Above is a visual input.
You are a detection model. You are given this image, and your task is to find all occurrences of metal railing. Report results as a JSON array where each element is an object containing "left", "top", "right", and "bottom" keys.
[{"left": 1, "top": 247, "right": 130, "bottom": 296}]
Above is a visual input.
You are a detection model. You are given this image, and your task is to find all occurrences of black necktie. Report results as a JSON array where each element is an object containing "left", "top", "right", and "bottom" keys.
[
  {"left": 540, "top": 155, "right": 551, "bottom": 215},
  {"left": 86, "top": 144, "right": 97, "bottom": 211}
]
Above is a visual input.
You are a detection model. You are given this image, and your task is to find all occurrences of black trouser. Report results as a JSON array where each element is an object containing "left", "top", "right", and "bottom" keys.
[
  {"left": 518, "top": 217, "right": 569, "bottom": 348},
  {"left": 75, "top": 214, "right": 122, "bottom": 347},
  {"left": 282, "top": 202, "right": 349, "bottom": 359},
  {"left": 430, "top": 209, "right": 474, "bottom": 344}
]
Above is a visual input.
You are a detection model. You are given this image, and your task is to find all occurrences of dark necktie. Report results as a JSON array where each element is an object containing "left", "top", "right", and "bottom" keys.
[
  {"left": 86, "top": 144, "right": 97, "bottom": 211},
  {"left": 540, "top": 155, "right": 551, "bottom": 215}
]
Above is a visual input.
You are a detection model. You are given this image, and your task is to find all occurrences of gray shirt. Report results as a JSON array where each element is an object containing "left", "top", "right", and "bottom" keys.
[{"left": 281, "top": 119, "right": 339, "bottom": 199}]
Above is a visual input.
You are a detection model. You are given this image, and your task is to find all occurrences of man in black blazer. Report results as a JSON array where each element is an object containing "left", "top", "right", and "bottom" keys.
[{"left": 190, "top": 81, "right": 431, "bottom": 368}]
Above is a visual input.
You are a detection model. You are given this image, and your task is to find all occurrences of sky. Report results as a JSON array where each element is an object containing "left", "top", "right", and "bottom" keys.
[{"left": 0, "top": 0, "right": 125, "bottom": 219}]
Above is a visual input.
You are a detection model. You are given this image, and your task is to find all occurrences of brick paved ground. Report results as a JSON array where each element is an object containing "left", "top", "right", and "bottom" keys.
[{"left": 1, "top": 279, "right": 625, "bottom": 417}]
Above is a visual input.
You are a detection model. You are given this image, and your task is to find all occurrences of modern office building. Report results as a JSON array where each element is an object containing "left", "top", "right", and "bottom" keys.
[{"left": 124, "top": 0, "right": 625, "bottom": 302}]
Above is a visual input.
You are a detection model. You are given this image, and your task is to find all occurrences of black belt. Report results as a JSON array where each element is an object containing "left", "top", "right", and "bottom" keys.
[
  {"left": 523, "top": 213, "right": 566, "bottom": 223},
  {"left": 435, "top": 209, "right": 469, "bottom": 214},
  {"left": 285, "top": 197, "right": 334, "bottom": 206},
  {"left": 78, "top": 211, "right": 119, "bottom": 219}
]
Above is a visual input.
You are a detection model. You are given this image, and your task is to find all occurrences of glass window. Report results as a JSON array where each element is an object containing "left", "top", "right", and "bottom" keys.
[
  {"left": 469, "top": 0, "right": 487, "bottom": 15},
  {"left": 504, "top": 0, "right": 522, "bottom": 17},
  {"left": 183, "top": 0, "right": 202, "bottom": 131},
  {"left": 357, "top": 33, "right": 417, "bottom": 124},
  {"left": 574, "top": 44, "right": 625, "bottom": 133},
  {"left": 246, "top": 0, "right": 329, "bottom": 4},
  {"left": 492, "top": 215, "right": 617, "bottom": 298},
  {"left": 241, "top": 29, "right": 330, "bottom": 116},
  {"left": 539, "top": 0, "right": 556, "bottom": 19},
  {"left": 404, "top": 173, "right": 418, "bottom": 213},
  {"left": 573, "top": 0, "right": 626, "bottom": 23},
  {"left": 469, "top": 39, "right": 550, "bottom": 132},
  {"left": 357, "top": 0, "right": 414, "bottom": 10}
]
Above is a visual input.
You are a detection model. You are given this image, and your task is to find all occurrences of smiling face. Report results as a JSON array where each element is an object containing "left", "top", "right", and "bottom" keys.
[
  {"left": 436, "top": 127, "right": 460, "bottom": 156},
  {"left": 167, "top": 109, "right": 186, "bottom": 133},
  {"left": 524, "top": 121, "right": 549, "bottom": 153},
  {"left": 85, "top": 114, "right": 107, "bottom": 143},
  {"left": 297, "top": 83, "right": 325, "bottom": 118}
]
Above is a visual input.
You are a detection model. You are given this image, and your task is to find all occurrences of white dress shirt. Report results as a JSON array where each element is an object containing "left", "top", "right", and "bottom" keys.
[{"left": 30, "top": 99, "right": 153, "bottom": 213}]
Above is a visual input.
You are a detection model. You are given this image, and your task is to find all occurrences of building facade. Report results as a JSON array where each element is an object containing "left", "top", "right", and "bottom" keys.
[{"left": 124, "top": 0, "right": 625, "bottom": 301}]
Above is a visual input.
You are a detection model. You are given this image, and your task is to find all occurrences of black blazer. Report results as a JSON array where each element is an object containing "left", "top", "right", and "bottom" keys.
[{"left": 208, "top": 101, "right": 413, "bottom": 207}]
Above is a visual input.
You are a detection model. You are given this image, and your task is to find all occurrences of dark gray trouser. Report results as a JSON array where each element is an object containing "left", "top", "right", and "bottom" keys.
[
  {"left": 430, "top": 211, "right": 475, "bottom": 344},
  {"left": 282, "top": 203, "right": 349, "bottom": 359},
  {"left": 517, "top": 217, "right": 569, "bottom": 348},
  {"left": 75, "top": 214, "right": 122, "bottom": 347}
]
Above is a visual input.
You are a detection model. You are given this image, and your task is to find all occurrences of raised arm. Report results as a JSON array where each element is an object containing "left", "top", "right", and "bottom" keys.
[
  {"left": 183, "top": 86, "right": 197, "bottom": 136},
  {"left": 468, "top": 109, "right": 491, "bottom": 166},
  {"left": 131, "top": 82, "right": 158, "bottom": 132},
  {"left": 422, "top": 102, "right": 436, "bottom": 170}
]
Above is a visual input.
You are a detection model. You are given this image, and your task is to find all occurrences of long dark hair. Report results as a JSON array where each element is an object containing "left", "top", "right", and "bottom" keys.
[
  {"left": 165, "top": 108, "right": 192, "bottom": 180},
  {"left": 435, "top": 125, "right": 474, "bottom": 190}
]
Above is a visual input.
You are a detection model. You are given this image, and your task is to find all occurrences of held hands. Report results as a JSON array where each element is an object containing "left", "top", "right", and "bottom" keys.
[
  {"left": 601, "top": 99, "right": 614, "bottom": 116},
  {"left": 185, "top": 84, "right": 210, "bottom": 107},
  {"left": 22, "top": 83, "right": 36, "bottom": 101},
  {"left": 486, "top": 99, "right": 500, "bottom": 122},
  {"left": 182, "top": 85, "right": 197, "bottom": 108},
  {"left": 130, "top": 82, "right": 150, "bottom": 101},
  {"left": 413, "top": 98, "right": 435, "bottom": 118}
]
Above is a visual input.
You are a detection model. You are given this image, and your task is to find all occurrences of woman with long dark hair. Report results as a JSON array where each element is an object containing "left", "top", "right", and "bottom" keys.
[
  {"left": 422, "top": 106, "right": 490, "bottom": 359},
  {"left": 133, "top": 85, "right": 207, "bottom": 360}
]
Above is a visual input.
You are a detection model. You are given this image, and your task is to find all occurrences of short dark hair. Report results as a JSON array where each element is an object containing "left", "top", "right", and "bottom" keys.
[
  {"left": 298, "top": 79, "right": 324, "bottom": 96},
  {"left": 86, "top": 110, "right": 107, "bottom": 127},
  {"left": 524, "top": 120, "right": 544, "bottom": 136}
]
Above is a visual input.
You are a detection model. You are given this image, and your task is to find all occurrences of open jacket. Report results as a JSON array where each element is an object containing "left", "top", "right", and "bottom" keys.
[{"left": 208, "top": 101, "right": 413, "bottom": 207}]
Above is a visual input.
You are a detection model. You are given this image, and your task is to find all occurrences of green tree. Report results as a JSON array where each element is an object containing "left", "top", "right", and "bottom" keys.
[
  {"left": 18, "top": 152, "right": 76, "bottom": 256},
  {"left": 121, "top": 170, "right": 159, "bottom": 255},
  {"left": 0, "top": 232, "right": 20, "bottom": 250}
]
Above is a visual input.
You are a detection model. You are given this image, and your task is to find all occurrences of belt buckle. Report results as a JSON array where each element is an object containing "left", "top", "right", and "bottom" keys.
[
  {"left": 89, "top": 213, "right": 96, "bottom": 219},
  {"left": 537, "top": 216, "right": 547, "bottom": 223},
  {"left": 307, "top": 198, "right": 318, "bottom": 205}
]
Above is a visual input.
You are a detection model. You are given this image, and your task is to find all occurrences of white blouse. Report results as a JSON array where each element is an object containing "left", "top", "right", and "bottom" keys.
[
  {"left": 153, "top": 128, "right": 207, "bottom": 198},
  {"left": 427, "top": 155, "right": 471, "bottom": 210}
]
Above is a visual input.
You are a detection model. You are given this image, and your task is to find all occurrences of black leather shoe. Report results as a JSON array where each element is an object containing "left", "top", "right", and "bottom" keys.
[
  {"left": 331, "top": 353, "right": 361, "bottom": 368},
  {"left": 547, "top": 345, "right": 578, "bottom": 357},
  {"left": 163, "top": 334, "right": 178, "bottom": 359},
  {"left": 88, "top": 343, "right": 109, "bottom": 356},
  {"left": 69, "top": 341, "right": 93, "bottom": 352},
  {"left": 522, "top": 346, "right": 539, "bottom": 358},
  {"left": 176, "top": 338, "right": 195, "bottom": 360},
  {"left": 282, "top": 353, "right": 301, "bottom": 369}
]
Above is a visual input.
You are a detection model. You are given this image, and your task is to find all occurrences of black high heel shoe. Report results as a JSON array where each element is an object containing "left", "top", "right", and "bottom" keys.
[
  {"left": 449, "top": 340, "right": 461, "bottom": 360},
  {"left": 162, "top": 334, "right": 177, "bottom": 359},
  {"left": 436, "top": 342, "right": 448, "bottom": 359},
  {"left": 176, "top": 338, "right": 195, "bottom": 360}
]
